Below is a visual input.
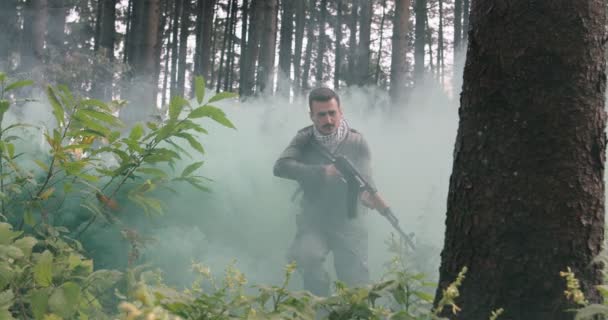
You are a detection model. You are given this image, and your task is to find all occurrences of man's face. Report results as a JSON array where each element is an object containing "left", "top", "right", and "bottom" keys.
[{"left": 310, "top": 98, "right": 343, "bottom": 135}]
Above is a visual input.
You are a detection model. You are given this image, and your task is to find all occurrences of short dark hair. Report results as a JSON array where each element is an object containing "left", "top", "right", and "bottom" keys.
[{"left": 308, "top": 87, "right": 340, "bottom": 110}]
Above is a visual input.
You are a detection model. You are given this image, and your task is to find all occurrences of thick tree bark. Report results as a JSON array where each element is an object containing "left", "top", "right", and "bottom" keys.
[
  {"left": 389, "top": 0, "right": 411, "bottom": 105},
  {"left": 355, "top": 0, "right": 372, "bottom": 86},
  {"left": 314, "top": 0, "right": 327, "bottom": 85},
  {"left": 435, "top": 1, "right": 606, "bottom": 319},
  {"left": 292, "top": 0, "right": 306, "bottom": 94},
  {"left": 20, "top": 0, "right": 48, "bottom": 72},
  {"left": 413, "top": 0, "right": 426, "bottom": 81},
  {"left": 277, "top": 0, "right": 294, "bottom": 96},
  {"left": 257, "top": 0, "right": 278, "bottom": 94}
]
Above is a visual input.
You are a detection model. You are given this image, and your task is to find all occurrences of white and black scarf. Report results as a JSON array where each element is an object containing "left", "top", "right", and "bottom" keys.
[{"left": 313, "top": 119, "right": 349, "bottom": 153}]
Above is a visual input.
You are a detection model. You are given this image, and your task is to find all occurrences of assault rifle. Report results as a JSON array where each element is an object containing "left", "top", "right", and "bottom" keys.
[{"left": 314, "top": 143, "right": 416, "bottom": 250}]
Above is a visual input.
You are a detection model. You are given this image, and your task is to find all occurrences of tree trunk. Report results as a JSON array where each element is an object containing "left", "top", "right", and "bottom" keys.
[
  {"left": 257, "top": 0, "right": 278, "bottom": 95},
  {"left": 122, "top": 0, "right": 161, "bottom": 125},
  {"left": 47, "top": 0, "right": 67, "bottom": 53},
  {"left": 216, "top": 0, "right": 232, "bottom": 92},
  {"left": 292, "top": 0, "right": 305, "bottom": 94},
  {"left": 20, "top": 0, "right": 48, "bottom": 72},
  {"left": 0, "top": 0, "right": 19, "bottom": 68},
  {"left": 435, "top": 1, "right": 606, "bottom": 319},
  {"left": 226, "top": 0, "right": 238, "bottom": 91},
  {"left": 389, "top": 0, "right": 411, "bottom": 105},
  {"left": 355, "top": 0, "right": 372, "bottom": 86},
  {"left": 413, "top": 0, "right": 426, "bottom": 81},
  {"left": 437, "top": 0, "right": 444, "bottom": 84},
  {"left": 242, "top": 0, "right": 262, "bottom": 96},
  {"left": 334, "top": 0, "right": 343, "bottom": 90},
  {"left": 277, "top": 0, "right": 294, "bottom": 96},
  {"left": 374, "top": 0, "right": 387, "bottom": 85},
  {"left": 314, "top": 0, "right": 327, "bottom": 85},
  {"left": 177, "top": 0, "right": 190, "bottom": 97},
  {"left": 300, "top": 0, "right": 316, "bottom": 91},
  {"left": 93, "top": 0, "right": 117, "bottom": 101},
  {"left": 346, "top": 0, "right": 358, "bottom": 86},
  {"left": 453, "top": 0, "right": 462, "bottom": 54},
  {"left": 170, "top": 0, "right": 182, "bottom": 98},
  {"left": 193, "top": 0, "right": 215, "bottom": 85},
  {"left": 237, "top": 0, "right": 250, "bottom": 96},
  {"left": 462, "top": 0, "right": 469, "bottom": 45}
]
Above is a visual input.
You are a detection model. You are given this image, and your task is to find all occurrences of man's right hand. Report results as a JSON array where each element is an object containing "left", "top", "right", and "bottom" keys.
[{"left": 323, "top": 164, "right": 342, "bottom": 178}]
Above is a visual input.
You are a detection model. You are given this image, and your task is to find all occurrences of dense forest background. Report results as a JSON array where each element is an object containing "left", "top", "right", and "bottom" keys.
[{"left": 0, "top": 0, "right": 469, "bottom": 111}]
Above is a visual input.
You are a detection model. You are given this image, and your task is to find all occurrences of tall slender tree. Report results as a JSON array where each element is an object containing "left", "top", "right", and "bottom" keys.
[
  {"left": 193, "top": 0, "right": 216, "bottom": 85},
  {"left": 346, "top": 0, "right": 358, "bottom": 86},
  {"left": 355, "top": 0, "right": 372, "bottom": 86},
  {"left": 257, "top": 0, "right": 278, "bottom": 94},
  {"left": 20, "top": 0, "right": 48, "bottom": 72},
  {"left": 315, "top": 0, "right": 328, "bottom": 85},
  {"left": 93, "top": 0, "right": 117, "bottom": 100},
  {"left": 413, "top": 0, "right": 426, "bottom": 81},
  {"left": 277, "top": 0, "right": 294, "bottom": 96},
  {"left": 389, "top": 0, "right": 411, "bottom": 105},
  {"left": 435, "top": 0, "right": 606, "bottom": 319},
  {"left": 292, "top": 0, "right": 306, "bottom": 94},
  {"left": 334, "top": 0, "right": 343, "bottom": 90},
  {"left": 0, "top": 0, "right": 19, "bottom": 68},
  {"left": 177, "top": 0, "right": 190, "bottom": 96}
]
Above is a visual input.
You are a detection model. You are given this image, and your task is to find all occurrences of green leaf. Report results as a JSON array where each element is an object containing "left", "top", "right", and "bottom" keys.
[
  {"left": 0, "top": 100, "right": 9, "bottom": 123},
  {"left": 80, "top": 98, "right": 112, "bottom": 112},
  {"left": 136, "top": 167, "right": 168, "bottom": 178},
  {"left": 169, "top": 96, "right": 189, "bottom": 120},
  {"left": 34, "top": 160, "right": 49, "bottom": 171},
  {"left": 195, "top": 76, "right": 206, "bottom": 104},
  {"left": 177, "top": 133, "right": 205, "bottom": 155},
  {"left": 129, "top": 123, "right": 144, "bottom": 141},
  {"left": 0, "top": 289, "right": 14, "bottom": 310},
  {"left": 0, "top": 245, "right": 23, "bottom": 260},
  {"left": 0, "top": 223, "right": 22, "bottom": 245},
  {"left": 13, "top": 236, "right": 37, "bottom": 257},
  {"left": 188, "top": 105, "right": 236, "bottom": 129},
  {"left": 0, "top": 73, "right": 5, "bottom": 84},
  {"left": 6, "top": 143, "right": 14, "bottom": 159},
  {"left": 23, "top": 209, "right": 36, "bottom": 227},
  {"left": 46, "top": 87, "right": 65, "bottom": 127},
  {"left": 5, "top": 79, "right": 34, "bottom": 92},
  {"left": 72, "top": 111, "right": 111, "bottom": 136},
  {"left": 78, "top": 109, "right": 124, "bottom": 127},
  {"left": 181, "top": 162, "right": 204, "bottom": 177},
  {"left": 29, "top": 288, "right": 50, "bottom": 320},
  {"left": 208, "top": 91, "right": 237, "bottom": 103},
  {"left": 33, "top": 250, "right": 54, "bottom": 287},
  {"left": 48, "top": 282, "right": 81, "bottom": 318}
]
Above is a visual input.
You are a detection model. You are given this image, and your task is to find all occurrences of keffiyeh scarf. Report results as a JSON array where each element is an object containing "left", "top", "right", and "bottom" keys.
[{"left": 313, "top": 119, "right": 349, "bottom": 152}]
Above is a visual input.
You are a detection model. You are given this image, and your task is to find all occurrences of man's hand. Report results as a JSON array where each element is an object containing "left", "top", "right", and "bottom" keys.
[
  {"left": 360, "top": 191, "right": 376, "bottom": 209},
  {"left": 323, "top": 164, "right": 342, "bottom": 178}
]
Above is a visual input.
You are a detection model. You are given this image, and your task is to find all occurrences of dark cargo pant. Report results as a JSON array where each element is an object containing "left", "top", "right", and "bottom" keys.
[{"left": 288, "top": 214, "right": 369, "bottom": 296}]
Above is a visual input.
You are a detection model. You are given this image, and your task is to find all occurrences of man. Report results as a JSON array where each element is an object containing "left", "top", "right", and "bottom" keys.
[{"left": 273, "top": 87, "right": 376, "bottom": 296}]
